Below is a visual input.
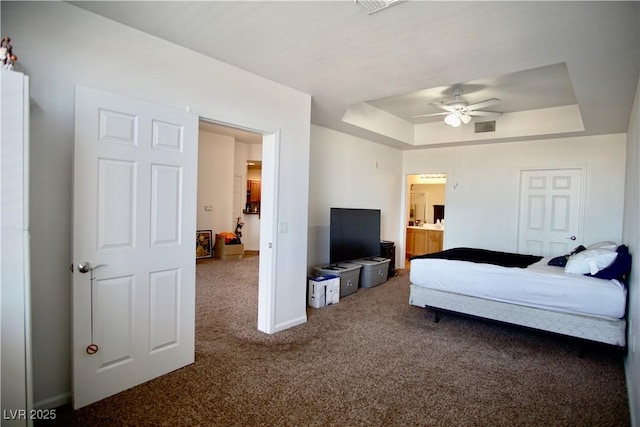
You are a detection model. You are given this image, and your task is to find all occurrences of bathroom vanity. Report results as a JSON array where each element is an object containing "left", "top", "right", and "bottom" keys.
[{"left": 406, "top": 225, "right": 443, "bottom": 257}]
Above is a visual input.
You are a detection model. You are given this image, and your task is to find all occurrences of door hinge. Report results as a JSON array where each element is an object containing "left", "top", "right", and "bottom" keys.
[{"left": 69, "top": 263, "right": 74, "bottom": 273}]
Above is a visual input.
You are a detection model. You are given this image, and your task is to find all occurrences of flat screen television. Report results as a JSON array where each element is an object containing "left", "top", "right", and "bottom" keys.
[{"left": 330, "top": 208, "right": 381, "bottom": 264}]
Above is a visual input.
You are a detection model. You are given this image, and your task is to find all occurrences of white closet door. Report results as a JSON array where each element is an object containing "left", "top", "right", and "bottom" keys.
[{"left": 518, "top": 168, "right": 584, "bottom": 257}]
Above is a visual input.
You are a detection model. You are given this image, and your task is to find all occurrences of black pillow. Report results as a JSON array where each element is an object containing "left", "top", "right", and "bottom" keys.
[{"left": 548, "top": 245, "right": 586, "bottom": 267}]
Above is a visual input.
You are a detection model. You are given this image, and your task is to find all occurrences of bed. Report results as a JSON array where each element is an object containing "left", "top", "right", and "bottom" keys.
[{"left": 409, "top": 245, "right": 631, "bottom": 348}]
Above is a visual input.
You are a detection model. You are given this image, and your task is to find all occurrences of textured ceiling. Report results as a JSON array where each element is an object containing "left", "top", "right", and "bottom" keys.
[{"left": 72, "top": 1, "right": 640, "bottom": 149}]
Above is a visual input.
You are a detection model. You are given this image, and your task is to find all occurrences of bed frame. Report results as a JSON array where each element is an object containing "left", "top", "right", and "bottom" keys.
[{"left": 409, "top": 284, "right": 627, "bottom": 348}]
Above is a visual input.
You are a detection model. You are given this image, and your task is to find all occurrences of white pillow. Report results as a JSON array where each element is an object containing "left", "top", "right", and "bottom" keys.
[
  {"left": 565, "top": 249, "right": 618, "bottom": 275},
  {"left": 586, "top": 241, "right": 617, "bottom": 251}
]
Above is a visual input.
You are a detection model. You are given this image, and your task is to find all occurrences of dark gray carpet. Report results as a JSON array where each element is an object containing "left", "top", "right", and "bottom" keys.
[{"left": 45, "top": 255, "right": 629, "bottom": 426}]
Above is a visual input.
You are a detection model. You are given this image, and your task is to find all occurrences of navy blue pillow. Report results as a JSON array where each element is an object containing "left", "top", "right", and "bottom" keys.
[
  {"left": 548, "top": 245, "right": 586, "bottom": 267},
  {"left": 591, "top": 245, "right": 632, "bottom": 282}
]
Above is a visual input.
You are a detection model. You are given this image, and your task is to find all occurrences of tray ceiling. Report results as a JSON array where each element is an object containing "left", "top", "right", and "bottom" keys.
[{"left": 71, "top": 1, "right": 640, "bottom": 149}]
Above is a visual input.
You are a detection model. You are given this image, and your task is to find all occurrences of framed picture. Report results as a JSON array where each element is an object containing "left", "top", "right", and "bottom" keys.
[{"left": 196, "top": 230, "right": 213, "bottom": 259}]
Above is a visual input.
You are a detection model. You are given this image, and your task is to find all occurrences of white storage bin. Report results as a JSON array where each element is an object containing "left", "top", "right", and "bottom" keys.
[{"left": 308, "top": 275, "right": 340, "bottom": 308}]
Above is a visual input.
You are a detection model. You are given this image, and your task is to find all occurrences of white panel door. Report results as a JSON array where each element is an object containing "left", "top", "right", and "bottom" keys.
[
  {"left": 72, "top": 86, "right": 198, "bottom": 409},
  {"left": 518, "top": 168, "right": 584, "bottom": 257}
]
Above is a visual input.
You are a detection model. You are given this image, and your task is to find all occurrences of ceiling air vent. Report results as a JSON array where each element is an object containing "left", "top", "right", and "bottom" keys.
[
  {"left": 354, "top": 0, "right": 405, "bottom": 14},
  {"left": 475, "top": 120, "right": 496, "bottom": 133}
]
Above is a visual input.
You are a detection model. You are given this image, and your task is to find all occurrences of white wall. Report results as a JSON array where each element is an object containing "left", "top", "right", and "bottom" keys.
[
  {"left": 402, "top": 134, "right": 626, "bottom": 262},
  {"left": 308, "top": 125, "right": 403, "bottom": 269},
  {"left": 197, "top": 131, "right": 235, "bottom": 238},
  {"left": 623, "top": 77, "right": 640, "bottom": 425},
  {"left": 2, "top": 1, "right": 310, "bottom": 409}
]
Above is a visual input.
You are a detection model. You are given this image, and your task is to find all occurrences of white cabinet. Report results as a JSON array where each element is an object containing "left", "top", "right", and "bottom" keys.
[{"left": 1, "top": 69, "right": 32, "bottom": 425}]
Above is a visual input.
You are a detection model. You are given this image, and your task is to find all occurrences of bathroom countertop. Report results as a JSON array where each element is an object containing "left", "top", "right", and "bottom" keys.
[{"left": 407, "top": 224, "right": 444, "bottom": 231}]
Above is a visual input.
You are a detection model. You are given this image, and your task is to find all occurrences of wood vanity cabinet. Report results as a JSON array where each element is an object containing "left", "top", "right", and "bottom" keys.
[
  {"left": 413, "top": 229, "right": 427, "bottom": 256},
  {"left": 406, "top": 228, "right": 415, "bottom": 255},
  {"left": 247, "top": 180, "right": 261, "bottom": 203},
  {"left": 245, "top": 180, "right": 261, "bottom": 214},
  {"left": 406, "top": 228, "right": 443, "bottom": 257},
  {"left": 427, "top": 229, "right": 443, "bottom": 254}
]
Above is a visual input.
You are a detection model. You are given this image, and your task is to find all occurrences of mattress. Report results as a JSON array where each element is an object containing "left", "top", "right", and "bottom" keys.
[
  {"left": 409, "top": 257, "right": 626, "bottom": 319},
  {"left": 409, "top": 284, "right": 627, "bottom": 347}
]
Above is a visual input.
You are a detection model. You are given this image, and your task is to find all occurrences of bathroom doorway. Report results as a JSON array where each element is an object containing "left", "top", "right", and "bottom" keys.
[{"left": 405, "top": 173, "right": 446, "bottom": 263}]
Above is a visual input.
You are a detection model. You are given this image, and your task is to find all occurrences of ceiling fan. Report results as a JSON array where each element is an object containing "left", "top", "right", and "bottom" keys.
[{"left": 411, "top": 89, "right": 502, "bottom": 127}]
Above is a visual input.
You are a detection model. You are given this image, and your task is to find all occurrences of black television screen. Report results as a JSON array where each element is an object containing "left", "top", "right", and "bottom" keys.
[{"left": 330, "top": 208, "right": 381, "bottom": 264}]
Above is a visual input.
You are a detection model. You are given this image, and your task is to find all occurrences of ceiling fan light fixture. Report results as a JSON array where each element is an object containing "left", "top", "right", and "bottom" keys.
[
  {"left": 411, "top": 87, "right": 502, "bottom": 127},
  {"left": 444, "top": 113, "right": 461, "bottom": 127}
]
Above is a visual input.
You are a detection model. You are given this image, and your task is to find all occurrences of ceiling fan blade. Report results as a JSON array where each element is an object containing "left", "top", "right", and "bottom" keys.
[
  {"left": 468, "top": 110, "right": 502, "bottom": 117},
  {"left": 467, "top": 98, "right": 500, "bottom": 111},
  {"left": 410, "top": 112, "right": 449, "bottom": 119},
  {"left": 429, "top": 102, "right": 457, "bottom": 113}
]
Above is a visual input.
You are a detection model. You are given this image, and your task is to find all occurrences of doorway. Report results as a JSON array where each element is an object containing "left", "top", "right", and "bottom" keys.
[
  {"left": 405, "top": 173, "right": 447, "bottom": 264},
  {"left": 71, "top": 86, "right": 281, "bottom": 408},
  {"left": 243, "top": 160, "right": 262, "bottom": 252},
  {"left": 197, "top": 120, "right": 271, "bottom": 330}
]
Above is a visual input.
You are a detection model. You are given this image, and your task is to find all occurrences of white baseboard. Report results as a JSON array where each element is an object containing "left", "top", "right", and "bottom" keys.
[
  {"left": 34, "top": 392, "right": 71, "bottom": 410},
  {"left": 273, "top": 315, "right": 307, "bottom": 333}
]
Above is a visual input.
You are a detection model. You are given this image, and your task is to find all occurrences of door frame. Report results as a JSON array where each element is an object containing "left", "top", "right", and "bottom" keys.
[
  {"left": 400, "top": 172, "right": 449, "bottom": 268},
  {"left": 257, "top": 132, "right": 279, "bottom": 333},
  {"left": 197, "top": 117, "right": 280, "bottom": 334}
]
